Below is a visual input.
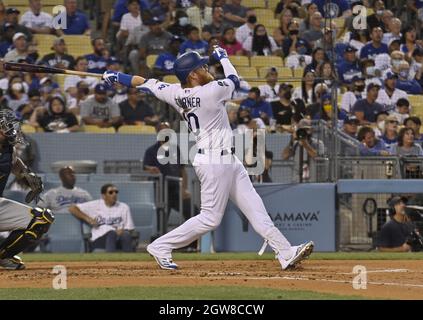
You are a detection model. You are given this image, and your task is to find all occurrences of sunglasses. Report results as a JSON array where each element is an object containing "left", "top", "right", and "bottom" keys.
[{"left": 107, "top": 190, "right": 119, "bottom": 195}]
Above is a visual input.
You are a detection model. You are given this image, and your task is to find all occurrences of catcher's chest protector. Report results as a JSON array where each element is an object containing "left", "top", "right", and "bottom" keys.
[{"left": 0, "top": 143, "right": 13, "bottom": 196}]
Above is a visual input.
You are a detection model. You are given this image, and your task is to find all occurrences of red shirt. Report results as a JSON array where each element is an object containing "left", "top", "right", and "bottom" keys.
[{"left": 220, "top": 41, "right": 243, "bottom": 55}]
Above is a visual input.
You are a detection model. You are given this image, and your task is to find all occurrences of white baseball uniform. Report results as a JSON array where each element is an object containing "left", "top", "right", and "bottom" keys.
[{"left": 141, "top": 58, "right": 295, "bottom": 262}]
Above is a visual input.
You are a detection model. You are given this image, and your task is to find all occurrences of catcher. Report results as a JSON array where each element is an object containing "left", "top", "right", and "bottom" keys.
[{"left": 0, "top": 109, "right": 53, "bottom": 270}]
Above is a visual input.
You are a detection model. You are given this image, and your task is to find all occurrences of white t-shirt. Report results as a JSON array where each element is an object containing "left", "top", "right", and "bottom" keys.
[
  {"left": 286, "top": 54, "right": 312, "bottom": 69},
  {"left": 292, "top": 87, "right": 313, "bottom": 105},
  {"left": 64, "top": 75, "right": 99, "bottom": 92},
  {"left": 242, "top": 35, "right": 279, "bottom": 55},
  {"left": 137, "top": 77, "right": 236, "bottom": 151},
  {"left": 118, "top": 12, "right": 142, "bottom": 38},
  {"left": 259, "top": 83, "right": 280, "bottom": 102},
  {"left": 374, "top": 53, "right": 391, "bottom": 72},
  {"left": 76, "top": 199, "right": 135, "bottom": 241},
  {"left": 376, "top": 88, "right": 407, "bottom": 112},
  {"left": 44, "top": 186, "right": 92, "bottom": 214},
  {"left": 235, "top": 23, "right": 253, "bottom": 45},
  {"left": 340, "top": 91, "right": 366, "bottom": 113},
  {"left": 19, "top": 10, "right": 52, "bottom": 29}
]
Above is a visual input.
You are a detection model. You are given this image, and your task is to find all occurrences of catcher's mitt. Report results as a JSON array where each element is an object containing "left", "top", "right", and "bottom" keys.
[{"left": 22, "top": 172, "right": 44, "bottom": 203}]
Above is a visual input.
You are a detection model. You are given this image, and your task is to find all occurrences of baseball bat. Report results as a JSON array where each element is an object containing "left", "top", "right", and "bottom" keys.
[{"left": 3, "top": 62, "right": 104, "bottom": 78}]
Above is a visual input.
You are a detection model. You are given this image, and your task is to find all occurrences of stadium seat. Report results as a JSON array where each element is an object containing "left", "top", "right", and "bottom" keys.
[
  {"left": 21, "top": 124, "right": 36, "bottom": 134},
  {"left": 263, "top": 19, "right": 280, "bottom": 31},
  {"left": 255, "top": 8, "right": 274, "bottom": 23},
  {"left": 293, "top": 68, "right": 304, "bottom": 78},
  {"left": 258, "top": 66, "right": 291, "bottom": 78},
  {"left": 236, "top": 66, "right": 258, "bottom": 79},
  {"left": 229, "top": 55, "right": 249, "bottom": 67},
  {"left": 33, "top": 34, "right": 55, "bottom": 57},
  {"left": 267, "top": 0, "right": 280, "bottom": 10},
  {"left": 118, "top": 125, "right": 156, "bottom": 134},
  {"left": 408, "top": 95, "right": 420, "bottom": 106},
  {"left": 129, "top": 202, "right": 158, "bottom": 243},
  {"left": 89, "top": 174, "right": 132, "bottom": 182},
  {"left": 62, "top": 35, "right": 92, "bottom": 57},
  {"left": 55, "top": 74, "right": 66, "bottom": 90},
  {"left": 163, "top": 75, "right": 179, "bottom": 83},
  {"left": 250, "top": 55, "right": 283, "bottom": 68},
  {"left": 48, "top": 213, "right": 85, "bottom": 253},
  {"left": 146, "top": 55, "right": 158, "bottom": 68},
  {"left": 82, "top": 125, "right": 116, "bottom": 133},
  {"left": 247, "top": 80, "right": 267, "bottom": 87},
  {"left": 242, "top": 0, "right": 266, "bottom": 8}
]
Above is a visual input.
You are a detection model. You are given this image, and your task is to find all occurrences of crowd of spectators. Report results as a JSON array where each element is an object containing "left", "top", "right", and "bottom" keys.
[{"left": 0, "top": 0, "right": 423, "bottom": 162}]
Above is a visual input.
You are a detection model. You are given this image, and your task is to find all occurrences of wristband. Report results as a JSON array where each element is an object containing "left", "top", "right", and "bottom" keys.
[{"left": 117, "top": 72, "right": 133, "bottom": 87}]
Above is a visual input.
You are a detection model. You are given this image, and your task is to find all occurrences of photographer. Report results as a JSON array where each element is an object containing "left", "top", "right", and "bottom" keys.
[
  {"left": 376, "top": 196, "right": 422, "bottom": 252},
  {"left": 282, "top": 119, "right": 324, "bottom": 182}
]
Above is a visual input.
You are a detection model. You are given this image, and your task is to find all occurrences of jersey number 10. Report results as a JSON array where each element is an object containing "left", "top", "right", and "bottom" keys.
[{"left": 182, "top": 112, "right": 200, "bottom": 134}]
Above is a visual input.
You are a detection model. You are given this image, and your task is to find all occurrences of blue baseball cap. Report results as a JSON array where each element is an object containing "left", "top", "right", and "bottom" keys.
[
  {"left": 296, "top": 39, "right": 307, "bottom": 47},
  {"left": 385, "top": 71, "right": 398, "bottom": 80},
  {"left": 351, "top": 75, "right": 365, "bottom": 82},
  {"left": 106, "top": 56, "right": 121, "bottom": 66},
  {"left": 321, "top": 93, "right": 331, "bottom": 101},
  {"left": 95, "top": 83, "right": 107, "bottom": 94},
  {"left": 344, "top": 45, "right": 357, "bottom": 53},
  {"left": 146, "top": 16, "right": 163, "bottom": 25},
  {"left": 344, "top": 115, "right": 359, "bottom": 124}
]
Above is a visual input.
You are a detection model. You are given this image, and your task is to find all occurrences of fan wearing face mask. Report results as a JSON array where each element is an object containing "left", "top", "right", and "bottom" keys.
[
  {"left": 313, "top": 93, "right": 348, "bottom": 125},
  {"left": 340, "top": 76, "right": 366, "bottom": 114},
  {"left": 235, "top": 10, "right": 257, "bottom": 45},
  {"left": 286, "top": 39, "right": 312, "bottom": 68},
  {"left": 395, "top": 61, "right": 423, "bottom": 94},
  {"left": 243, "top": 24, "right": 280, "bottom": 56},
  {"left": 361, "top": 58, "right": 382, "bottom": 88},
  {"left": 283, "top": 20, "right": 310, "bottom": 58}
]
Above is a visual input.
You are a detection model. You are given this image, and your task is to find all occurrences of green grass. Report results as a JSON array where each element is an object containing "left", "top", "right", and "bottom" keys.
[
  {"left": 19, "top": 251, "right": 423, "bottom": 262},
  {"left": 0, "top": 286, "right": 365, "bottom": 300}
]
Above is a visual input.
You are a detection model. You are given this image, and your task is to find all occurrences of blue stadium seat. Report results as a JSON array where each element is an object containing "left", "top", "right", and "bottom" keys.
[
  {"left": 129, "top": 202, "right": 157, "bottom": 243},
  {"left": 48, "top": 214, "right": 84, "bottom": 253},
  {"left": 2, "top": 190, "right": 26, "bottom": 203},
  {"left": 89, "top": 174, "right": 132, "bottom": 182}
]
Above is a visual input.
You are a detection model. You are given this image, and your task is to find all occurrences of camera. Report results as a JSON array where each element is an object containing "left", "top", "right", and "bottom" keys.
[
  {"left": 295, "top": 128, "right": 310, "bottom": 140},
  {"left": 406, "top": 230, "right": 423, "bottom": 252}
]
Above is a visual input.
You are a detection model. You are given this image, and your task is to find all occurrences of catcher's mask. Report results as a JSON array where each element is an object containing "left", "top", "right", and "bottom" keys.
[{"left": 0, "top": 109, "right": 27, "bottom": 146}]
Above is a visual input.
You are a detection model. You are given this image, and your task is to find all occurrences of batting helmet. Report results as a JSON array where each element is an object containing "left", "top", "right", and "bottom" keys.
[{"left": 174, "top": 51, "right": 209, "bottom": 84}]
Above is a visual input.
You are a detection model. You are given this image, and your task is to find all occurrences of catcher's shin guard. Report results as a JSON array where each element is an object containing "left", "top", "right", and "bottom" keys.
[{"left": 0, "top": 207, "right": 54, "bottom": 259}]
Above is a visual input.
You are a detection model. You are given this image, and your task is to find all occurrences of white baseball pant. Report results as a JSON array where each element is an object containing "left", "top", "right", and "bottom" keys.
[{"left": 148, "top": 152, "right": 293, "bottom": 260}]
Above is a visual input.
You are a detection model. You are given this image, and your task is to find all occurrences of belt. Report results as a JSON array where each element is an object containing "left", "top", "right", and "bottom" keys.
[{"left": 198, "top": 147, "right": 235, "bottom": 156}]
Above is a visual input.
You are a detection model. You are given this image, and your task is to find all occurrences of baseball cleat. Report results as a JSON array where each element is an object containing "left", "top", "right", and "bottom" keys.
[
  {"left": 0, "top": 255, "right": 25, "bottom": 270},
  {"left": 279, "top": 241, "right": 314, "bottom": 270},
  {"left": 147, "top": 245, "right": 178, "bottom": 270}
]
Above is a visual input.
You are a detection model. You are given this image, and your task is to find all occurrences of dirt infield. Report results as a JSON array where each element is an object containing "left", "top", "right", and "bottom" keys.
[{"left": 1, "top": 259, "right": 423, "bottom": 299}]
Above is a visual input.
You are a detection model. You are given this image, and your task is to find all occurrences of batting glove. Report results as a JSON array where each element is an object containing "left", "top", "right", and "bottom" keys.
[
  {"left": 102, "top": 70, "right": 119, "bottom": 86},
  {"left": 211, "top": 46, "right": 228, "bottom": 62}
]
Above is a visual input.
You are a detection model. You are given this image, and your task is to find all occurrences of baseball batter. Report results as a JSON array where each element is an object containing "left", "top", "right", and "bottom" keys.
[
  {"left": 103, "top": 47, "right": 314, "bottom": 270},
  {"left": 0, "top": 109, "right": 53, "bottom": 269}
]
